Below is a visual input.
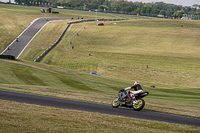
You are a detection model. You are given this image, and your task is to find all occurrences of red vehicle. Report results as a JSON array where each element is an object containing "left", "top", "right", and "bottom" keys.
[{"left": 96, "top": 23, "right": 104, "bottom": 26}]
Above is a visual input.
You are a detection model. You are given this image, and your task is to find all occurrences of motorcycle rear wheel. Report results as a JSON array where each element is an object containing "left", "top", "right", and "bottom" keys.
[
  {"left": 111, "top": 97, "right": 120, "bottom": 108},
  {"left": 133, "top": 99, "right": 145, "bottom": 111}
]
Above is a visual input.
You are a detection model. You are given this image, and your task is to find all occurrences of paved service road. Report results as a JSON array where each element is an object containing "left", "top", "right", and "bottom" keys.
[
  {"left": 0, "top": 90, "right": 199, "bottom": 127},
  {"left": 1, "top": 17, "right": 69, "bottom": 58}
]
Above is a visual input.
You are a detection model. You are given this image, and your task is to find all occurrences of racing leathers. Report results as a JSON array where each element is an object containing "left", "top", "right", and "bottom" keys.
[{"left": 118, "top": 82, "right": 142, "bottom": 102}]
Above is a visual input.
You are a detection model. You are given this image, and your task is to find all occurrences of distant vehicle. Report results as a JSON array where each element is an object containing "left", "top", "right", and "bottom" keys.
[
  {"left": 181, "top": 17, "right": 186, "bottom": 20},
  {"left": 57, "top": 6, "right": 64, "bottom": 9},
  {"left": 41, "top": 9, "right": 45, "bottom": 13},
  {"left": 96, "top": 23, "right": 104, "bottom": 26},
  {"left": 157, "top": 15, "right": 164, "bottom": 18}
]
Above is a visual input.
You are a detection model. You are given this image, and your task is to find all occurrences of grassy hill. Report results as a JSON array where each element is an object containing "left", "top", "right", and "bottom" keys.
[
  {"left": 20, "top": 19, "right": 200, "bottom": 88},
  {"left": 0, "top": 4, "right": 200, "bottom": 132}
]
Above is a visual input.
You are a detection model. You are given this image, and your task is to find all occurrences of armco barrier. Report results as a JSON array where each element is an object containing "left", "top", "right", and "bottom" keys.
[
  {"left": 34, "top": 23, "right": 70, "bottom": 62},
  {"left": 0, "top": 55, "right": 15, "bottom": 60},
  {"left": 34, "top": 19, "right": 127, "bottom": 62}
]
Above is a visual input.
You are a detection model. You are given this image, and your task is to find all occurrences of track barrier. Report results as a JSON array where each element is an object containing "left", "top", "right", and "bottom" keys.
[
  {"left": 34, "top": 19, "right": 127, "bottom": 62},
  {"left": 0, "top": 55, "right": 15, "bottom": 60}
]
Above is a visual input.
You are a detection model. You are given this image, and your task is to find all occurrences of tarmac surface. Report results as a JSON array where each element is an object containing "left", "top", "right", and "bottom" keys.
[
  {"left": 0, "top": 90, "right": 200, "bottom": 127},
  {"left": 1, "top": 17, "right": 69, "bottom": 58}
]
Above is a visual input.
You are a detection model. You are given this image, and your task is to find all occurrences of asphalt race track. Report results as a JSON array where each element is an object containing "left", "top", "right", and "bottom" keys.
[
  {"left": 1, "top": 17, "right": 70, "bottom": 58},
  {"left": 0, "top": 90, "right": 200, "bottom": 127}
]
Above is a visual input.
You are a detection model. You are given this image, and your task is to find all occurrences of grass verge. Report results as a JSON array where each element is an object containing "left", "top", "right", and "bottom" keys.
[{"left": 1, "top": 100, "right": 200, "bottom": 133}]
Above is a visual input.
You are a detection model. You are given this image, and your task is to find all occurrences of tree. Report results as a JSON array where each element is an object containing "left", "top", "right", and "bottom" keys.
[
  {"left": 110, "top": 0, "right": 121, "bottom": 11},
  {"left": 165, "top": 11, "right": 171, "bottom": 17},
  {"left": 173, "top": 10, "right": 185, "bottom": 18},
  {"left": 150, "top": 7, "right": 159, "bottom": 14},
  {"left": 98, "top": 5, "right": 108, "bottom": 11},
  {"left": 159, "top": 10, "right": 166, "bottom": 16},
  {"left": 192, "top": 4, "right": 199, "bottom": 9},
  {"left": 13, "top": 0, "right": 199, "bottom": 17},
  {"left": 123, "top": 6, "right": 132, "bottom": 12},
  {"left": 140, "top": 5, "right": 152, "bottom": 13}
]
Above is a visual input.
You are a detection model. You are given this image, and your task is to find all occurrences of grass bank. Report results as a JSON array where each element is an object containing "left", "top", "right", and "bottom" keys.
[
  {"left": 20, "top": 19, "right": 200, "bottom": 88},
  {"left": 1, "top": 100, "right": 200, "bottom": 133},
  {"left": 0, "top": 59, "right": 199, "bottom": 118}
]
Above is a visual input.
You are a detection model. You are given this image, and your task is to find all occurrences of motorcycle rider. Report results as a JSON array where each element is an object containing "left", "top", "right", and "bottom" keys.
[{"left": 118, "top": 81, "right": 142, "bottom": 102}]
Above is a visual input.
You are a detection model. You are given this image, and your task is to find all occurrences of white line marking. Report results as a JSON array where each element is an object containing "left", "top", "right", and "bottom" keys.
[
  {"left": 17, "top": 20, "right": 51, "bottom": 59},
  {"left": 1, "top": 18, "right": 40, "bottom": 55}
]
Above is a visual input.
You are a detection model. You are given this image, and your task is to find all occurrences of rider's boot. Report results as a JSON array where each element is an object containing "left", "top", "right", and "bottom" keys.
[
  {"left": 131, "top": 96, "right": 136, "bottom": 103},
  {"left": 132, "top": 97, "right": 139, "bottom": 105}
]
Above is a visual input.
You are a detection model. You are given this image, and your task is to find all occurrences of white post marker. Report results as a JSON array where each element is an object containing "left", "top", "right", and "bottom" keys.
[{"left": 95, "top": 9, "right": 98, "bottom": 21}]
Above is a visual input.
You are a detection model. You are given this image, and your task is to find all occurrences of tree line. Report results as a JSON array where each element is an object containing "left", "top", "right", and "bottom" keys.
[{"left": 15, "top": 0, "right": 200, "bottom": 18}]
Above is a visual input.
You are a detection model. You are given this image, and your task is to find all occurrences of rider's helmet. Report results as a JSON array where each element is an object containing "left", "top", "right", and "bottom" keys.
[{"left": 134, "top": 81, "right": 139, "bottom": 85}]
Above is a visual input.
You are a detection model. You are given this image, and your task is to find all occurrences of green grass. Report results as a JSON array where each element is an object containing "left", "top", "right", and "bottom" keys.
[
  {"left": 0, "top": 59, "right": 200, "bottom": 118},
  {"left": 0, "top": 4, "right": 200, "bottom": 131},
  {"left": 1, "top": 100, "right": 200, "bottom": 133},
  {"left": 9, "top": 65, "right": 47, "bottom": 85},
  {"left": 21, "top": 19, "right": 200, "bottom": 87}
]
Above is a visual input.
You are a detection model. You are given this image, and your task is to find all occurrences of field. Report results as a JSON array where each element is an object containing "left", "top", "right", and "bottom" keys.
[{"left": 0, "top": 4, "right": 200, "bottom": 132}]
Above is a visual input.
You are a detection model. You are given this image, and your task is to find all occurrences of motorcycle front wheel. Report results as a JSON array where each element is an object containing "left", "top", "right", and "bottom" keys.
[
  {"left": 111, "top": 97, "right": 120, "bottom": 108},
  {"left": 133, "top": 99, "right": 145, "bottom": 111}
]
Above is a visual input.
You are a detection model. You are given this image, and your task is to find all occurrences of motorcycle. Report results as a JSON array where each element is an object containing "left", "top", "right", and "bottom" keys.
[{"left": 111, "top": 89, "right": 149, "bottom": 111}]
